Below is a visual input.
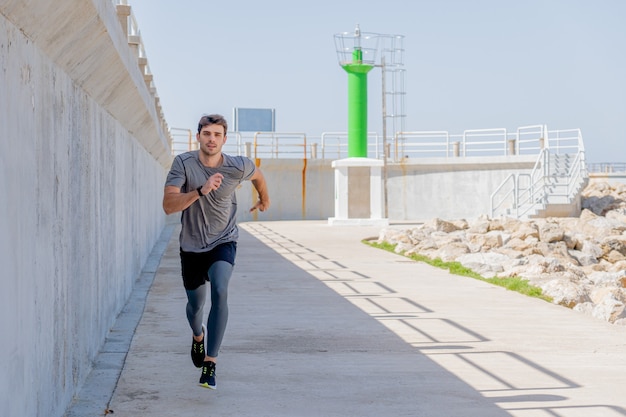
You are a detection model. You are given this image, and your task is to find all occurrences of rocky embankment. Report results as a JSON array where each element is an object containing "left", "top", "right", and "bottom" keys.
[{"left": 378, "top": 181, "right": 626, "bottom": 325}]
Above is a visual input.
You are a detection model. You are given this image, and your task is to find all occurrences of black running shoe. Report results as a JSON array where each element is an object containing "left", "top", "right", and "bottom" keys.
[
  {"left": 199, "top": 361, "right": 217, "bottom": 390},
  {"left": 191, "top": 324, "right": 206, "bottom": 368}
]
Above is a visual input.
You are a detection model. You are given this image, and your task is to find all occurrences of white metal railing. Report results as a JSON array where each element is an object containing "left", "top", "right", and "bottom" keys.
[
  {"left": 170, "top": 130, "right": 244, "bottom": 156},
  {"left": 516, "top": 149, "right": 550, "bottom": 218},
  {"left": 516, "top": 125, "right": 545, "bottom": 155},
  {"left": 587, "top": 162, "right": 626, "bottom": 173},
  {"left": 393, "top": 131, "right": 451, "bottom": 158},
  {"left": 489, "top": 174, "right": 516, "bottom": 217},
  {"left": 112, "top": 0, "right": 171, "bottom": 148},
  {"left": 170, "top": 128, "right": 195, "bottom": 155},
  {"left": 253, "top": 132, "right": 307, "bottom": 159},
  {"left": 462, "top": 128, "right": 509, "bottom": 157},
  {"left": 491, "top": 149, "right": 548, "bottom": 219},
  {"left": 168, "top": 125, "right": 587, "bottom": 161},
  {"left": 222, "top": 132, "right": 243, "bottom": 156},
  {"left": 391, "top": 125, "right": 583, "bottom": 161},
  {"left": 113, "top": 0, "right": 150, "bottom": 86},
  {"left": 567, "top": 151, "right": 588, "bottom": 197},
  {"left": 491, "top": 148, "right": 589, "bottom": 219},
  {"left": 320, "top": 132, "right": 380, "bottom": 159},
  {"left": 547, "top": 128, "right": 585, "bottom": 155}
]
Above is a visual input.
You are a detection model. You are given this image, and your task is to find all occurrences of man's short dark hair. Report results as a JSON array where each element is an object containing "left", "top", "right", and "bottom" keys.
[{"left": 198, "top": 114, "right": 228, "bottom": 134}]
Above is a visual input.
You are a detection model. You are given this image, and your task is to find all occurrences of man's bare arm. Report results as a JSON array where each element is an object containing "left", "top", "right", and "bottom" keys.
[
  {"left": 162, "top": 185, "right": 200, "bottom": 215},
  {"left": 249, "top": 168, "right": 270, "bottom": 212},
  {"left": 163, "top": 173, "right": 224, "bottom": 215}
]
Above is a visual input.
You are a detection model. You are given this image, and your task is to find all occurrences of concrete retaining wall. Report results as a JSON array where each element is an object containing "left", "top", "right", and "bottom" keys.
[
  {"left": 385, "top": 156, "right": 537, "bottom": 221},
  {"left": 589, "top": 173, "right": 626, "bottom": 186},
  {"left": 235, "top": 156, "right": 537, "bottom": 223},
  {"left": 236, "top": 159, "right": 335, "bottom": 222},
  {"left": 0, "top": 2, "right": 170, "bottom": 417}
]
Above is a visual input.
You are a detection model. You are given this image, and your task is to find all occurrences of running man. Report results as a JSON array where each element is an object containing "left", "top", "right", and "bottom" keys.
[{"left": 163, "top": 114, "right": 270, "bottom": 389}]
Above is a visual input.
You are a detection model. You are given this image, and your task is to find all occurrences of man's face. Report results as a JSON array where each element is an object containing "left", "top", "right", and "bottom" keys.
[{"left": 197, "top": 124, "right": 226, "bottom": 156}]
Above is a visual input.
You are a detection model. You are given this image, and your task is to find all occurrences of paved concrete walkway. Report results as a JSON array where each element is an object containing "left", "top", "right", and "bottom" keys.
[{"left": 67, "top": 220, "right": 626, "bottom": 417}]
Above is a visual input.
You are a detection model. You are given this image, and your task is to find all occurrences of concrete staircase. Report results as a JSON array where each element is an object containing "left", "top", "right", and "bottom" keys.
[{"left": 492, "top": 150, "right": 589, "bottom": 219}]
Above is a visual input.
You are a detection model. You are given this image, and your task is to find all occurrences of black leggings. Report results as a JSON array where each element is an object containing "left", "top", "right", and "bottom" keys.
[
  {"left": 180, "top": 242, "right": 236, "bottom": 358},
  {"left": 185, "top": 261, "right": 233, "bottom": 357}
]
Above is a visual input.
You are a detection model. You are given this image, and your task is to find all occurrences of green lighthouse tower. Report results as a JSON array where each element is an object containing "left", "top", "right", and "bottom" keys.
[{"left": 336, "top": 25, "right": 376, "bottom": 158}]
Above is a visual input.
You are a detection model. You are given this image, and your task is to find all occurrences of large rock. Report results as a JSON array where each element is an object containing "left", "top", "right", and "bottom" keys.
[
  {"left": 588, "top": 293, "right": 626, "bottom": 323},
  {"left": 577, "top": 212, "right": 626, "bottom": 239},
  {"left": 568, "top": 250, "right": 598, "bottom": 267},
  {"left": 432, "top": 242, "right": 470, "bottom": 262},
  {"left": 587, "top": 270, "right": 626, "bottom": 287},
  {"left": 466, "top": 231, "right": 507, "bottom": 251},
  {"left": 539, "top": 222, "right": 564, "bottom": 243},
  {"left": 456, "top": 252, "right": 511, "bottom": 278},
  {"left": 426, "top": 218, "right": 461, "bottom": 233},
  {"left": 540, "top": 278, "right": 590, "bottom": 308},
  {"left": 377, "top": 181, "right": 626, "bottom": 325}
]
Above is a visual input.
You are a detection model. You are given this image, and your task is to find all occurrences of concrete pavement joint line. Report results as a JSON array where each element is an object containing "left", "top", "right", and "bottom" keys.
[
  {"left": 239, "top": 222, "right": 626, "bottom": 414},
  {"left": 244, "top": 222, "right": 478, "bottom": 349},
  {"left": 248, "top": 224, "right": 348, "bottom": 272},
  {"left": 388, "top": 316, "right": 489, "bottom": 343},
  {"left": 347, "top": 281, "right": 396, "bottom": 294},
  {"left": 367, "top": 309, "right": 563, "bottom": 388},
  {"left": 361, "top": 296, "right": 433, "bottom": 314},
  {"left": 457, "top": 351, "right": 580, "bottom": 389},
  {"left": 318, "top": 270, "right": 371, "bottom": 280},
  {"left": 423, "top": 350, "right": 580, "bottom": 394},
  {"left": 63, "top": 224, "right": 175, "bottom": 417},
  {"left": 506, "top": 405, "right": 626, "bottom": 416}
]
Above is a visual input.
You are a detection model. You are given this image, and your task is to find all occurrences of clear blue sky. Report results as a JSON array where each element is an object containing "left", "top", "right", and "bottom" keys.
[{"left": 129, "top": 0, "right": 625, "bottom": 163}]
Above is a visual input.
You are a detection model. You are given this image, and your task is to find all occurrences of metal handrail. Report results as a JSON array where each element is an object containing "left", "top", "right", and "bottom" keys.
[
  {"left": 320, "top": 132, "right": 380, "bottom": 159},
  {"left": 389, "top": 125, "right": 582, "bottom": 160},
  {"left": 113, "top": 0, "right": 172, "bottom": 147},
  {"left": 516, "top": 125, "right": 544, "bottom": 155},
  {"left": 253, "top": 132, "right": 307, "bottom": 159},
  {"left": 462, "top": 128, "right": 508, "bottom": 157},
  {"left": 393, "top": 131, "right": 450, "bottom": 160},
  {"left": 218, "top": 132, "right": 243, "bottom": 156},
  {"left": 490, "top": 173, "right": 516, "bottom": 217},
  {"left": 566, "top": 151, "right": 587, "bottom": 197},
  {"left": 170, "top": 128, "right": 194, "bottom": 155},
  {"left": 514, "top": 149, "right": 549, "bottom": 218},
  {"left": 491, "top": 147, "right": 589, "bottom": 219},
  {"left": 587, "top": 162, "right": 626, "bottom": 173},
  {"left": 546, "top": 128, "right": 582, "bottom": 154},
  {"left": 170, "top": 126, "right": 586, "bottom": 160},
  {"left": 170, "top": 130, "right": 244, "bottom": 156},
  {"left": 515, "top": 173, "right": 533, "bottom": 218}
]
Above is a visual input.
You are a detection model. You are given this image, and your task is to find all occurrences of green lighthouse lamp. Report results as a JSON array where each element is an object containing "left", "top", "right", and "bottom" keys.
[
  {"left": 335, "top": 24, "right": 377, "bottom": 158},
  {"left": 329, "top": 25, "right": 387, "bottom": 227}
]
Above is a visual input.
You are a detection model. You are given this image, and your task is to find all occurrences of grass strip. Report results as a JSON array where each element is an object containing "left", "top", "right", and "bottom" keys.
[{"left": 364, "top": 240, "right": 552, "bottom": 303}]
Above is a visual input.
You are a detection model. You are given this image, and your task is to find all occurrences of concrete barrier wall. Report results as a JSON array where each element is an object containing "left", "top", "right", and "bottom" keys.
[
  {"left": 235, "top": 157, "right": 537, "bottom": 223},
  {"left": 589, "top": 173, "right": 626, "bottom": 186},
  {"left": 235, "top": 159, "right": 335, "bottom": 222},
  {"left": 385, "top": 156, "right": 537, "bottom": 221},
  {"left": 0, "top": 2, "right": 170, "bottom": 417}
]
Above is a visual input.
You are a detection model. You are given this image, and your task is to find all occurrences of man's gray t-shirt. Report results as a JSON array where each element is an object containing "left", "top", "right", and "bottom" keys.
[{"left": 165, "top": 151, "right": 256, "bottom": 253}]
